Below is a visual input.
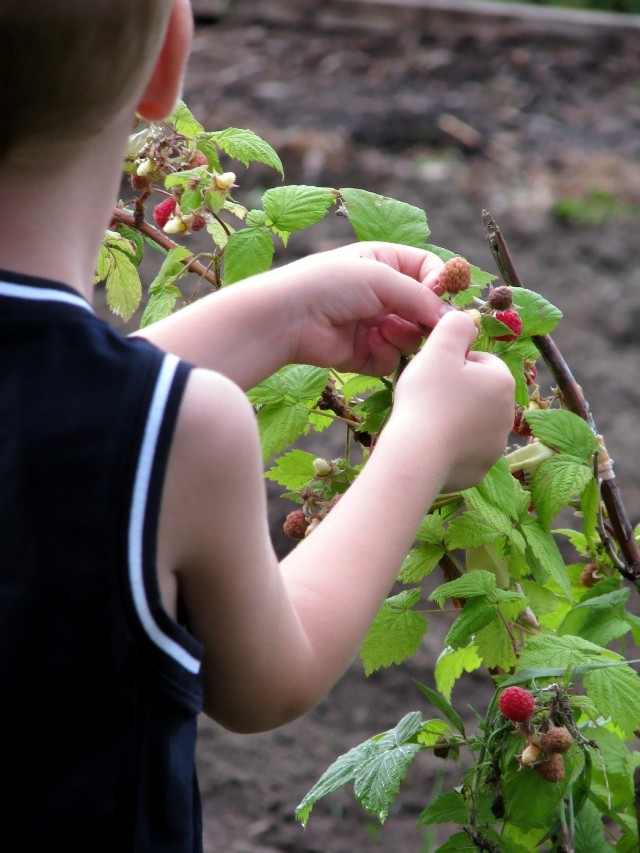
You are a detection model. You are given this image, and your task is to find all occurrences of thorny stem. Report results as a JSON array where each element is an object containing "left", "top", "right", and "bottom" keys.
[{"left": 483, "top": 211, "right": 640, "bottom": 584}]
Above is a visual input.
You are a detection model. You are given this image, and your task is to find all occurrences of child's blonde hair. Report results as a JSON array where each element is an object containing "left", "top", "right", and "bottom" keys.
[{"left": 0, "top": 1, "right": 173, "bottom": 164}]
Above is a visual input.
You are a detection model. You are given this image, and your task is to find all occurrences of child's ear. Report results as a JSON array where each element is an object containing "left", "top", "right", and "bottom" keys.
[{"left": 137, "top": 0, "right": 194, "bottom": 121}]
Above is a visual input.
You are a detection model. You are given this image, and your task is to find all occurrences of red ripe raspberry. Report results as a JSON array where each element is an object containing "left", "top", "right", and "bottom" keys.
[
  {"left": 498, "top": 686, "right": 535, "bottom": 722},
  {"left": 283, "top": 509, "right": 308, "bottom": 540},
  {"left": 535, "top": 752, "right": 565, "bottom": 783},
  {"left": 495, "top": 309, "right": 522, "bottom": 341},
  {"left": 153, "top": 198, "right": 177, "bottom": 229},
  {"left": 439, "top": 257, "right": 471, "bottom": 294},
  {"left": 488, "top": 285, "right": 513, "bottom": 311},
  {"left": 541, "top": 727, "right": 573, "bottom": 755}
]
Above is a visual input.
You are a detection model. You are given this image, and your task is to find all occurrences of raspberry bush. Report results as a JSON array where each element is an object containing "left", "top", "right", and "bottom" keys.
[{"left": 102, "top": 102, "right": 640, "bottom": 852}]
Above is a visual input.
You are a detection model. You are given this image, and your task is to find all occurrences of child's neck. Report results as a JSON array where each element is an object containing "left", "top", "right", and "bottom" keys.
[{"left": 0, "top": 124, "right": 130, "bottom": 301}]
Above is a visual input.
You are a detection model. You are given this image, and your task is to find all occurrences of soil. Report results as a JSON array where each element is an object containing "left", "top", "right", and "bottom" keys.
[{"left": 127, "top": 4, "right": 640, "bottom": 850}]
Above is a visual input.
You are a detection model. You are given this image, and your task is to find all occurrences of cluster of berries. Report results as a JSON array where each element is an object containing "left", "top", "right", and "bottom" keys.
[
  {"left": 437, "top": 258, "right": 522, "bottom": 342},
  {"left": 498, "top": 687, "right": 573, "bottom": 783},
  {"left": 283, "top": 458, "right": 342, "bottom": 540}
]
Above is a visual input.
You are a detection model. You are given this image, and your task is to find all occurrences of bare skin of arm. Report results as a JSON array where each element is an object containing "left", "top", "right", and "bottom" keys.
[{"left": 157, "top": 310, "right": 515, "bottom": 733}]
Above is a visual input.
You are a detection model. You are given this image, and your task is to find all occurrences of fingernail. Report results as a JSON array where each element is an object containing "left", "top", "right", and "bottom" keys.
[{"left": 438, "top": 303, "right": 454, "bottom": 318}]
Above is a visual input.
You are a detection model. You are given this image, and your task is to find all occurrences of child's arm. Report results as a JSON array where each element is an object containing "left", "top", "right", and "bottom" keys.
[
  {"left": 157, "top": 310, "right": 515, "bottom": 733},
  {"left": 136, "top": 242, "right": 447, "bottom": 390}
]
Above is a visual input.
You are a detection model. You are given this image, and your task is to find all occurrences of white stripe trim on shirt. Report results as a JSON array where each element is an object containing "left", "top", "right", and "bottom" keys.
[
  {"left": 128, "top": 353, "right": 201, "bottom": 674},
  {"left": 0, "top": 281, "right": 95, "bottom": 313}
]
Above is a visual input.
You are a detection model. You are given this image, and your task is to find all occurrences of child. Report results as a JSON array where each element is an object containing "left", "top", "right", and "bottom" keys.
[{"left": 0, "top": 0, "right": 515, "bottom": 848}]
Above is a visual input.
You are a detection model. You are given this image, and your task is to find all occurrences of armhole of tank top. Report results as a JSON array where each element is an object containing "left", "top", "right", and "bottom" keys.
[{"left": 127, "top": 352, "right": 203, "bottom": 677}]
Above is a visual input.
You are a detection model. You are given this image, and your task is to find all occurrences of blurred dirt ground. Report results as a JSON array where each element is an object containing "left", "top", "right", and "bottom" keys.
[{"left": 115, "top": 3, "right": 640, "bottom": 850}]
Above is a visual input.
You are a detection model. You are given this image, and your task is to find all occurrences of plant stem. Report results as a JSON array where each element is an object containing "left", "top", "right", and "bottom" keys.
[
  {"left": 483, "top": 211, "right": 640, "bottom": 583},
  {"left": 112, "top": 203, "right": 221, "bottom": 290}
]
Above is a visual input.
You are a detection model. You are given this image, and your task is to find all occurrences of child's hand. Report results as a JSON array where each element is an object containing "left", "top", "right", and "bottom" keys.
[
  {"left": 391, "top": 310, "right": 515, "bottom": 492},
  {"left": 280, "top": 241, "right": 448, "bottom": 376}
]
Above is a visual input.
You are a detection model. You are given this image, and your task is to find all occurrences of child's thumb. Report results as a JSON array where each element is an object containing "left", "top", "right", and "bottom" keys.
[{"left": 425, "top": 310, "right": 478, "bottom": 361}]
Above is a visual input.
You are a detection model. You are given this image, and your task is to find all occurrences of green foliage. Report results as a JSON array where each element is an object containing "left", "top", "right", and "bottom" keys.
[{"left": 109, "top": 102, "right": 640, "bottom": 852}]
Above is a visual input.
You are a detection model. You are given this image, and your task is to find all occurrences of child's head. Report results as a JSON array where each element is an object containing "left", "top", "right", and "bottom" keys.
[{"left": 0, "top": 0, "right": 175, "bottom": 165}]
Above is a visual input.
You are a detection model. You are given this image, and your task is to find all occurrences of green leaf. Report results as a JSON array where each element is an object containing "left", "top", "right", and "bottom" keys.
[
  {"left": 414, "top": 682, "right": 466, "bottom": 735},
  {"left": 415, "top": 512, "right": 445, "bottom": 544},
  {"left": 584, "top": 663, "right": 640, "bottom": 738},
  {"left": 397, "top": 543, "right": 444, "bottom": 583},
  {"left": 462, "top": 484, "right": 515, "bottom": 536},
  {"left": 295, "top": 739, "right": 373, "bottom": 827},
  {"left": 352, "top": 386, "right": 392, "bottom": 433},
  {"left": 525, "top": 408, "right": 599, "bottom": 459},
  {"left": 467, "top": 543, "right": 511, "bottom": 590},
  {"left": 223, "top": 226, "right": 275, "bottom": 285},
  {"left": 360, "top": 589, "right": 427, "bottom": 675},
  {"left": 166, "top": 100, "right": 204, "bottom": 136},
  {"left": 509, "top": 286, "right": 563, "bottom": 336},
  {"left": 501, "top": 738, "right": 568, "bottom": 830},
  {"left": 96, "top": 237, "right": 142, "bottom": 322},
  {"left": 429, "top": 570, "right": 497, "bottom": 605},
  {"left": 444, "top": 511, "right": 503, "bottom": 550},
  {"left": 256, "top": 402, "right": 311, "bottom": 462},
  {"left": 417, "top": 791, "right": 469, "bottom": 826},
  {"left": 444, "top": 597, "right": 497, "bottom": 649},
  {"left": 574, "top": 799, "right": 615, "bottom": 853},
  {"left": 262, "top": 185, "right": 337, "bottom": 232},
  {"left": 531, "top": 455, "right": 594, "bottom": 529},
  {"left": 519, "top": 516, "right": 573, "bottom": 600},
  {"left": 435, "top": 645, "right": 483, "bottom": 700},
  {"left": 340, "top": 188, "right": 430, "bottom": 247},
  {"left": 139, "top": 245, "right": 192, "bottom": 327},
  {"left": 477, "top": 458, "right": 531, "bottom": 520},
  {"left": 280, "top": 364, "right": 330, "bottom": 403},
  {"left": 475, "top": 613, "right": 518, "bottom": 670},
  {"left": 207, "top": 127, "right": 284, "bottom": 176},
  {"left": 501, "top": 350, "right": 530, "bottom": 408},
  {"left": 265, "top": 449, "right": 317, "bottom": 490},
  {"left": 353, "top": 712, "right": 424, "bottom": 822}
]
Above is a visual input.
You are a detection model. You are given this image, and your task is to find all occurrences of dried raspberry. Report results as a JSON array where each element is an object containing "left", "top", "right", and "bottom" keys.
[
  {"left": 524, "top": 360, "right": 537, "bottom": 386},
  {"left": 541, "top": 727, "right": 573, "bottom": 755},
  {"left": 488, "top": 285, "right": 513, "bottom": 311},
  {"left": 495, "top": 309, "right": 522, "bottom": 341},
  {"left": 535, "top": 752, "right": 565, "bottom": 783},
  {"left": 498, "top": 686, "right": 535, "bottom": 722},
  {"left": 131, "top": 173, "right": 151, "bottom": 192},
  {"left": 580, "top": 563, "right": 600, "bottom": 588},
  {"left": 512, "top": 408, "right": 533, "bottom": 438},
  {"left": 153, "top": 197, "right": 177, "bottom": 229},
  {"left": 283, "top": 509, "right": 308, "bottom": 540},
  {"left": 439, "top": 257, "right": 471, "bottom": 294}
]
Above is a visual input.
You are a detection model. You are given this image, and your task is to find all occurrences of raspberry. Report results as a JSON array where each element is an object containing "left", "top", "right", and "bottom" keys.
[
  {"left": 535, "top": 752, "right": 565, "bottom": 783},
  {"left": 283, "top": 509, "right": 308, "bottom": 540},
  {"left": 130, "top": 173, "right": 151, "bottom": 192},
  {"left": 439, "top": 257, "right": 471, "bottom": 294},
  {"left": 214, "top": 171, "right": 237, "bottom": 191},
  {"left": 189, "top": 149, "right": 209, "bottom": 168},
  {"left": 541, "top": 727, "right": 573, "bottom": 755},
  {"left": 187, "top": 214, "right": 206, "bottom": 233},
  {"left": 519, "top": 743, "right": 542, "bottom": 765},
  {"left": 488, "top": 285, "right": 513, "bottom": 311},
  {"left": 495, "top": 309, "right": 522, "bottom": 341},
  {"left": 464, "top": 308, "right": 482, "bottom": 328},
  {"left": 498, "top": 686, "right": 535, "bottom": 722},
  {"left": 580, "top": 562, "right": 600, "bottom": 588},
  {"left": 512, "top": 407, "right": 533, "bottom": 438},
  {"left": 153, "top": 198, "right": 177, "bottom": 229}
]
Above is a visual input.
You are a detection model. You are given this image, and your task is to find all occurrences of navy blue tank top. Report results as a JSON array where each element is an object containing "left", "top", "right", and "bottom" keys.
[{"left": 0, "top": 270, "right": 204, "bottom": 850}]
